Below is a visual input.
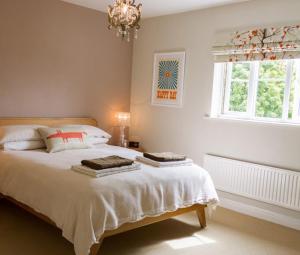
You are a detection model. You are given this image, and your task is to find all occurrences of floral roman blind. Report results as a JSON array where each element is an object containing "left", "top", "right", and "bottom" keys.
[{"left": 212, "top": 24, "right": 300, "bottom": 62}]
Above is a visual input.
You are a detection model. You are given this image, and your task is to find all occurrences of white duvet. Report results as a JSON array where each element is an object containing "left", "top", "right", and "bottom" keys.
[{"left": 0, "top": 145, "right": 218, "bottom": 255}]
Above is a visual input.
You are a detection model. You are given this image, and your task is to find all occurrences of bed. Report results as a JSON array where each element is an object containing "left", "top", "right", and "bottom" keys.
[{"left": 0, "top": 117, "right": 219, "bottom": 255}]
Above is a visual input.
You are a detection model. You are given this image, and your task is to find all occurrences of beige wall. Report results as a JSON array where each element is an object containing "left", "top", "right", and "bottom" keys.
[
  {"left": 130, "top": 0, "right": 300, "bottom": 171},
  {"left": 0, "top": 0, "right": 132, "bottom": 131}
]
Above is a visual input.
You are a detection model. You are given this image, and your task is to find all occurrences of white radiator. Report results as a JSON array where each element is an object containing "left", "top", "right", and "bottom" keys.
[{"left": 204, "top": 155, "right": 300, "bottom": 212}]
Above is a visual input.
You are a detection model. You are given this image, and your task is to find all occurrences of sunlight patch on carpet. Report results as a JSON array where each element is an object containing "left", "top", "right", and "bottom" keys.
[{"left": 165, "top": 234, "right": 216, "bottom": 249}]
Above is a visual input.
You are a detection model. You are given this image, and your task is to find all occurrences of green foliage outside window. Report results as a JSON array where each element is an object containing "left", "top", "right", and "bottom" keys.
[
  {"left": 256, "top": 61, "right": 286, "bottom": 118},
  {"left": 256, "top": 80, "right": 284, "bottom": 118},
  {"left": 229, "top": 81, "right": 248, "bottom": 112},
  {"left": 229, "top": 63, "right": 250, "bottom": 112}
]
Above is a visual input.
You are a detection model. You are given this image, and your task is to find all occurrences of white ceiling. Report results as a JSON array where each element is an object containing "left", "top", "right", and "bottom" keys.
[{"left": 61, "top": 0, "right": 249, "bottom": 18}]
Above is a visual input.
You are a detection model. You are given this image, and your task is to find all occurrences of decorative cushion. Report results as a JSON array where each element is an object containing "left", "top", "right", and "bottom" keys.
[
  {"left": 3, "top": 140, "right": 46, "bottom": 151},
  {"left": 0, "top": 125, "right": 46, "bottom": 145},
  {"left": 57, "top": 125, "right": 111, "bottom": 139},
  {"left": 38, "top": 127, "right": 92, "bottom": 153}
]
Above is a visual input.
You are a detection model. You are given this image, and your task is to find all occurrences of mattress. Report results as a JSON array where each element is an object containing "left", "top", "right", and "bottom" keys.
[{"left": 0, "top": 145, "right": 219, "bottom": 255}]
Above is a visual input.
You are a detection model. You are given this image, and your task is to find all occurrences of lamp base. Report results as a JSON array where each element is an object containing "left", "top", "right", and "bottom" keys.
[
  {"left": 118, "top": 126, "right": 129, "bottom": 147},
  {"left": 118, "top": 139, "right": 129, "bottom": 148}
]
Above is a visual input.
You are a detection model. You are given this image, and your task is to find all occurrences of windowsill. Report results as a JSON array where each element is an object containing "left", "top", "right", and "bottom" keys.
[{"left": 204, "top": 114, "right": 300, "bottom": 127}]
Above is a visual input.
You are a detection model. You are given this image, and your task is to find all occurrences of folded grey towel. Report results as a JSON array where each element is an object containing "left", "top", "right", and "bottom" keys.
[
  {"left": 81, "top": 155, "right": 134, "bottom": 170},
  {"left": 143, "top": 152, "right": 186, "bottom": 162}
]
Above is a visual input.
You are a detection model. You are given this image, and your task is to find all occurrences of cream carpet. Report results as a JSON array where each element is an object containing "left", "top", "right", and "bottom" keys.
[{"left": 0, "top": 199, "right": 299, "bottom": 255}]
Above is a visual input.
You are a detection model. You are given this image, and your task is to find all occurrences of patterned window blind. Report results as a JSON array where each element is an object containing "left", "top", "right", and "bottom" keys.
[{"left": 212, "top": 24, "right": 300, "bottom": 62}]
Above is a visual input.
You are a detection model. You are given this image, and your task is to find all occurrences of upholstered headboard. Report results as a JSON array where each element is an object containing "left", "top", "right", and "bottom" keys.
[{"left": 0, "top": 117, "right": 98, "bottom": 127}]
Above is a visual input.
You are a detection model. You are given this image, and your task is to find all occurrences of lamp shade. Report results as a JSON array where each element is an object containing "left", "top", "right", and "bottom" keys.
[{"left": 115, "top": 112, "right": 131, "bottom": 127}]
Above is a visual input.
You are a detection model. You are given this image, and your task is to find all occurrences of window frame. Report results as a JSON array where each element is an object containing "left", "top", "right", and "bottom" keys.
[{"left": 211, "top": 59, "right": 300, "bottom": 124}]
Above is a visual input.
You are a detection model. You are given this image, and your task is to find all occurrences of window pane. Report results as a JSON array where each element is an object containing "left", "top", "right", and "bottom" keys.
[
  {"left": 227, "top": 62, "right": 250, "bottom": 113},
  {"left": 256, "top": 60, "right": 287, "bottom": 119},
  {"left": 288, "top": 63, "right": 296, "bottom": 119},
  {"left": 232, "top": 63, "right": 250, "bottom": 80},
  {"left": 259, "top": 61, "right": 287, "bottom": 80},
  {"left": 289, "top": 61, "right": 300, "bottom": 120},
  {"left": 256, "top": 80, "right": 285, "bottom": 118},
  {"left": 229, "top": 81, "right": 248, "bottom": 112}
]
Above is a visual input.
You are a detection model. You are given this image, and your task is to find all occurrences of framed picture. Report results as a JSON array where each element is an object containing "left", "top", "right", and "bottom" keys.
[{"left": 151, "top": 51, "right": 186, "bottom": 107}]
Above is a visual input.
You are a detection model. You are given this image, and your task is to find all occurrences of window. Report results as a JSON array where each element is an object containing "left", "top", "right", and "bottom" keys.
[{"left": 211, "top": 59, "right": 300, "bottom": 124}]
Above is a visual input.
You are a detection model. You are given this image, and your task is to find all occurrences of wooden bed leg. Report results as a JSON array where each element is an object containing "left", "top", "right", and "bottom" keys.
[
  {"left": 195, "top": 205, "right": 207, "bottom": 228},
  {"left": 89, "top": 237, "right": 104, "bottom": 255}
]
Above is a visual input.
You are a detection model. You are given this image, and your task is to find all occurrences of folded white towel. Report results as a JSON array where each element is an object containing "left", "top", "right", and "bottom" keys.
[
  {"left": 136, "top": 156, "right": 193, "bottom": 167},
  {"left": 72, "top": 163, "right": 141, "bottom": 178}
]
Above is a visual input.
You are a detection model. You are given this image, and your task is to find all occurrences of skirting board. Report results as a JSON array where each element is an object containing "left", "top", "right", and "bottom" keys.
[{"left": 218, "top": 194, "right": 300, "bottom": 231}]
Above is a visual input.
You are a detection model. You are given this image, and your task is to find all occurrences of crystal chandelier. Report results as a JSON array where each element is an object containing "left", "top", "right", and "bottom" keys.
[{"left": 108, "top": 0, "right": 142, "bottom": 42}]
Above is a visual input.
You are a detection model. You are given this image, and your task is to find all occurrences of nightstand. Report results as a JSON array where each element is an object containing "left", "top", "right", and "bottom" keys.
[{"left": 128, "top": 147, "right": 144, "bottom": 152}]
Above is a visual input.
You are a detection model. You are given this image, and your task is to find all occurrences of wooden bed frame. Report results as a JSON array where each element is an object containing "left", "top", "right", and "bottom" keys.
[{"left": 0, "top": 117, "right": 207, "bottom": 255}]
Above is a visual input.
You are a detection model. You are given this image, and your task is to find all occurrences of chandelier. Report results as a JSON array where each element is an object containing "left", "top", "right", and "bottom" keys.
[{"left": 108, "top": 0, "right": 142, "bottom": 41}]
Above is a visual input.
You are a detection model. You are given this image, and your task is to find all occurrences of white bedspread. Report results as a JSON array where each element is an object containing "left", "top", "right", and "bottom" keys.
[{"left": 0, "top": 145, "right": 218, "bottom": 255}]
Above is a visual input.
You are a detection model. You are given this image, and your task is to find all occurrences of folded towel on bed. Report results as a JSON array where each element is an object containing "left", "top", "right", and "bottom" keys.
[
  {"left": 143, "top": 152, "right": 186, "bottom": 162},
  {"left": 72, "top": 163, "right": 141, "bottom": 178},
  {"left": 136, "top": 156, "right": 193, "bottom": 167},
  {"left": 81, "top": 155, "right": 134, "bottom": 170}
]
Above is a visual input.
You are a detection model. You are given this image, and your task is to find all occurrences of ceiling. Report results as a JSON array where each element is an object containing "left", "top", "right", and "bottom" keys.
[{"left": 61, "top": 0, "right": 249, "bottom": 18}]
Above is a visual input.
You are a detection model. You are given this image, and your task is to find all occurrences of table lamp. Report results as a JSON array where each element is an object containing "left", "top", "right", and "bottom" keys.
[{"left": 115, "top": 112, "right": 130, "bottom": 147}]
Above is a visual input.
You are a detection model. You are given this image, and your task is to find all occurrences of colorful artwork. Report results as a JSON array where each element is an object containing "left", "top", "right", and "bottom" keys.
[
  {"left": 152, "top": 52, "right": 185, "bottom": 107},
  {"left": 158, "top": 60, "right": 179, "bottom": 90}
]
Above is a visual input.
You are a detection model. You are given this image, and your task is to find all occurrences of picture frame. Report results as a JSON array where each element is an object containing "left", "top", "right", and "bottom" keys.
[{"left": 151, "top": 51, "right": 186, "bottom": 107}]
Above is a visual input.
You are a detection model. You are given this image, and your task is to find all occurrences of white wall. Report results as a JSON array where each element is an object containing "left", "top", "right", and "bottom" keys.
[
  {"left": 0, "top": 0, "right": 132, "bottom": 132},
  {"left": 130, "top": 0, "right": 300, "bottom": 222},
  {"left": 130, "top": 0, "right": 300, "bottom": 171}
]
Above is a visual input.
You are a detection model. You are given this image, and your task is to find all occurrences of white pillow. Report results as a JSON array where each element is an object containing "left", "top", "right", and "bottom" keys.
[
  {"left": 3, "top": 140, "right": 46, "bottom": 151},
  {"left": 88, "top": 137, "right": 109, "bottom": 145},
  {"left": 0, "top": 125, "right": 46, "bottom": 145},
  {"left": 58, "top": 125, "right": 111, "bottom": 139}
]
